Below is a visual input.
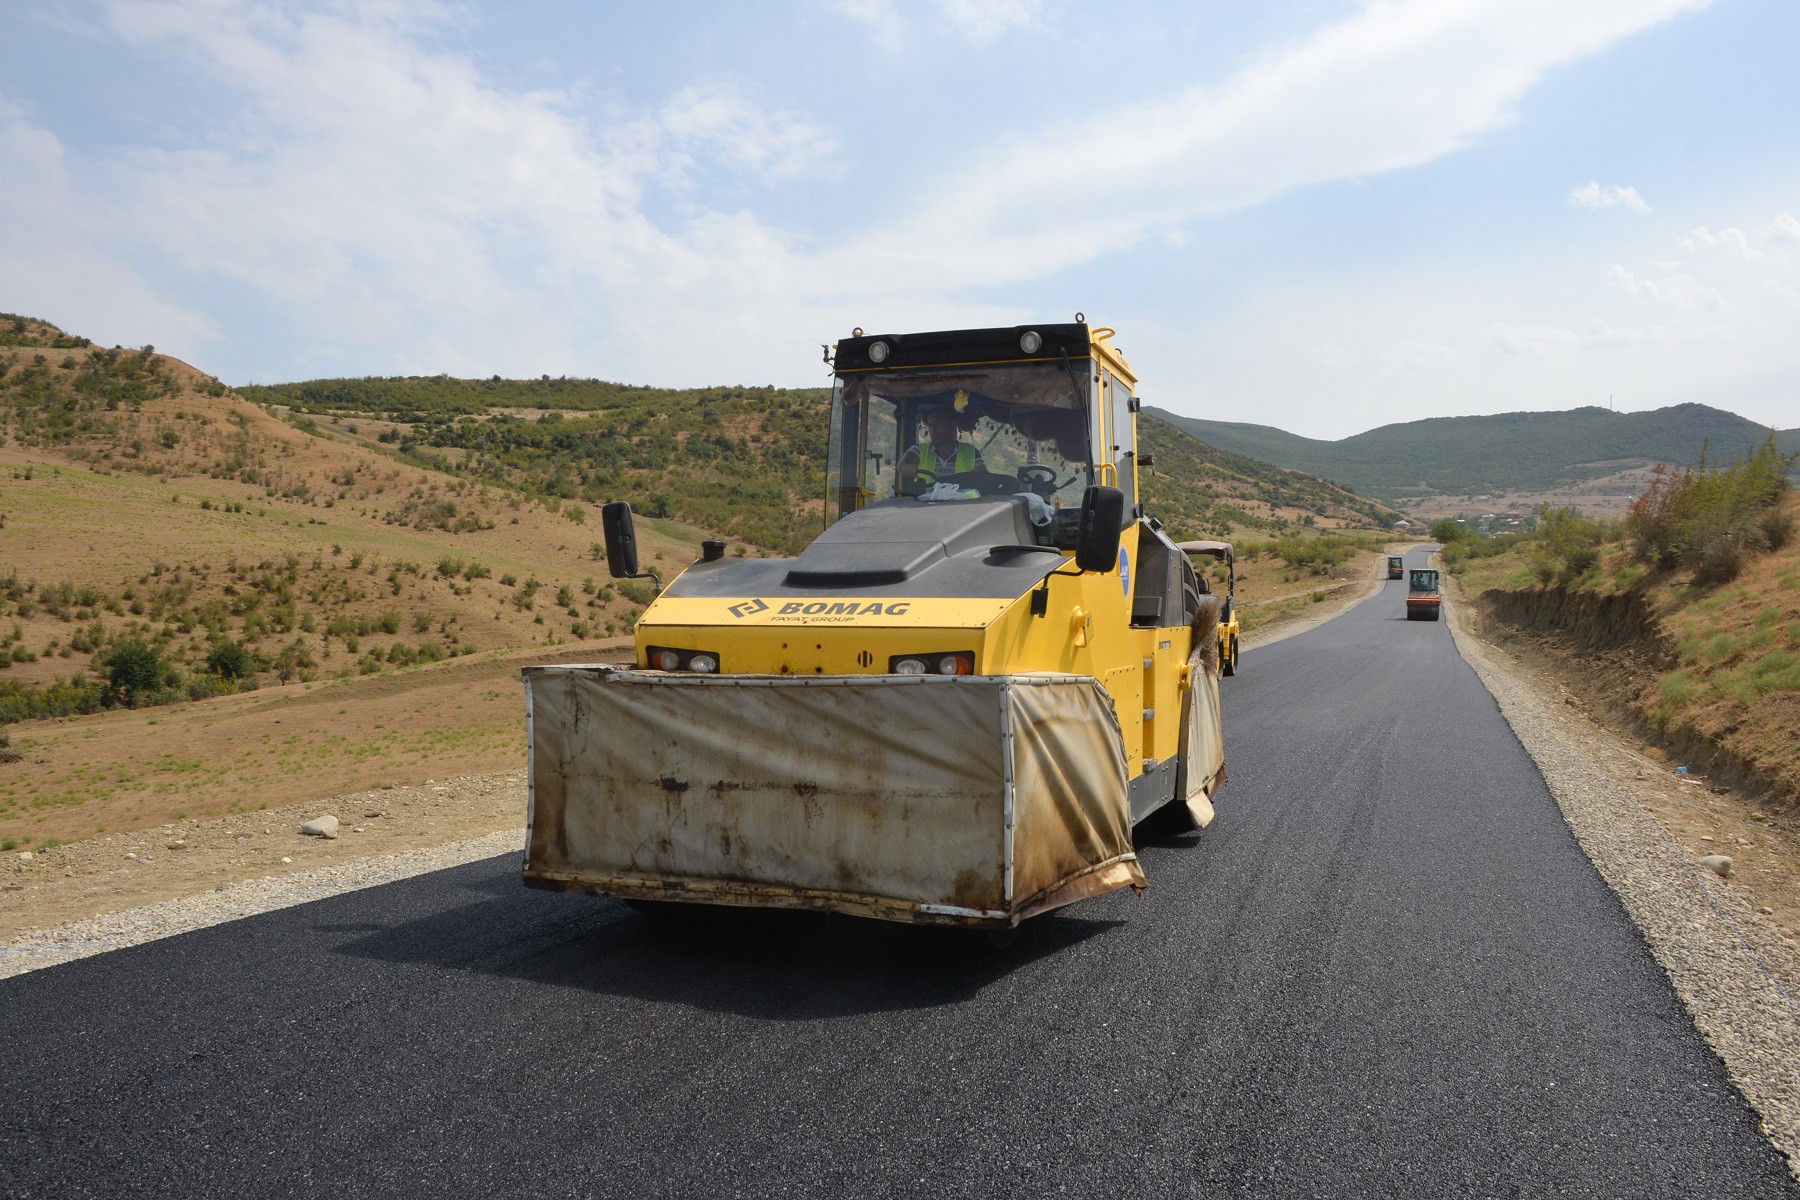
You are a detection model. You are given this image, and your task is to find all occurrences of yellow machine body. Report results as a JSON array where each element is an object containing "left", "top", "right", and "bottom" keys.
[{"left": 523, "top": 323, "right": 1226, "bottom": 929}]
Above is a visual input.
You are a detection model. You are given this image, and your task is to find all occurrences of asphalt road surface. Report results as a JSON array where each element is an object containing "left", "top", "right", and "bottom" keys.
[{"left": 4, "top": 549, "right": 1795, "bottom": 1198}]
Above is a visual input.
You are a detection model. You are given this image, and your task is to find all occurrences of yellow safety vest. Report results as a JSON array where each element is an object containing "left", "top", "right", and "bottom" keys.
[{"left": 919, "top": 441, "right": 977, "bottom": 474}]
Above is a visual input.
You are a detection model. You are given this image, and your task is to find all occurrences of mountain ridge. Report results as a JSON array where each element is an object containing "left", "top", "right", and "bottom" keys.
[{"left": 1148, "top": 402, "right": 1800, "bottom": 499}]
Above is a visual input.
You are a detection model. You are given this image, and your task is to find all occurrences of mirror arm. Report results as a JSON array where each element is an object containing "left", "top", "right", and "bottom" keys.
[{"left": 1030, "top": 563, "right": 1086, "bottom": 618}]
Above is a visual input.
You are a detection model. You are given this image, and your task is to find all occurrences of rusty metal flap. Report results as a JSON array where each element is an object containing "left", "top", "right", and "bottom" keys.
[{"left": 521, "top": 670, "right": 1141, "bottom": 925}]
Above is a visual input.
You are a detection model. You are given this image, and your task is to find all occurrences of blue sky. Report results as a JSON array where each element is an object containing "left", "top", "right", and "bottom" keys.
[{"left": 2, "top": 0, "right": 1796, "bottom": 438}]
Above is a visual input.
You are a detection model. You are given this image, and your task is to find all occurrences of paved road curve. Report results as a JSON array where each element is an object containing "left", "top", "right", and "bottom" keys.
[{"left": 4, "top": 550, "right": 1795, "bottom": 1198}]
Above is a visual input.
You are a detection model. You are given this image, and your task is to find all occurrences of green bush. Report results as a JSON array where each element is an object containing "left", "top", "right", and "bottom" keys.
[
  {"left": 205, "top": 637, "right": 257, "bottom": 680},
  {"left": 0, "top": 675, "right": 107, "bottom": 722},
  {"left": 618, "top": 579, "right": 658, "bottom": 606},
  {"left": 1625, "top": 438, "right": 1793, "bottom": 583},
  {"left": 1529, "top": 507, "right": 1606, "bottom": 587},
  {"left": 97, "top": 639, "right": 178, "bottom": 706},
  {"left": 1429, "top": 519, "right": 1467, "bottom": 543}
]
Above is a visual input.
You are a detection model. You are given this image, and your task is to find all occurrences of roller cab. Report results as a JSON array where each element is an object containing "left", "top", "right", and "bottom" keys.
[{"left": 523, "top": 323, "right": 1227, "bottom": 929}]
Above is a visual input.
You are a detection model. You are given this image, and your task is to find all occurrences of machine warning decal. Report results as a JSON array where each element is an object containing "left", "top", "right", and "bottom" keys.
[
  {"left": 728, "top": 598, "right": 770, "bottom": 618},
  {"left": 1119, "top": 547, "right": 1131, "bottom": 596}
]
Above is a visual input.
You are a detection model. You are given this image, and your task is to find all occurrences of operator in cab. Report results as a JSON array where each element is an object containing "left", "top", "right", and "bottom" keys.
[{"left": 898, "top": 399, "right": 987, "bottom": 493}]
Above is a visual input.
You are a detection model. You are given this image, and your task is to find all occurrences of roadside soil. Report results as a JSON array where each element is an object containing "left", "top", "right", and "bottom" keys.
[{"left": 1, "top": 639, "right": 632, "bottom": 939}]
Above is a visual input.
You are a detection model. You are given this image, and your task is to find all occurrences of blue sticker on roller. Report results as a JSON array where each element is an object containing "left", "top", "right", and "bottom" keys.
[{"left": 1119, "top": 547, "right": 1130, "bottom": 596}]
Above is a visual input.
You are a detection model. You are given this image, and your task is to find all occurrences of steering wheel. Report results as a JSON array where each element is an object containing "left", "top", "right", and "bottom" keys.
[
  {"left": 897, "top": 467, "right": 937, "bottom": 497},
  {"left": 1016, "top": 464, "right": 1058, "bottom": 498},
  {"left": 934, "top": 470, "right": 1019, "bottom": 497}
]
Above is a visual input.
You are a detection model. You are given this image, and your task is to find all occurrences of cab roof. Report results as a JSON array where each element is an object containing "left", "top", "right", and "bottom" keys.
[{"left": 833, "top": 323, "right": 1090, "bottom": 374}]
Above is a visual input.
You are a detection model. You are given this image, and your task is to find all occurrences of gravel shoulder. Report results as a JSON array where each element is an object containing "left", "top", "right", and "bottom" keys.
[
  {"left": 1442, "top": 560, "right": 1800, "bottom": 1178},
  {"left": 1, "top": 773, "right": 530, "bottom": 977}
]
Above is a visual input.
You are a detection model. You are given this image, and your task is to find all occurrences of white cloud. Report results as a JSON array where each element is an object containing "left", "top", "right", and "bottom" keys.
[
  {"left": 1568, "top": 180, "right": 1652, "bottom": 212},
  {"left": 1610, "top": 265, "right": 1727, "bottom": 311},
  {"left": 1679, "top": 215, "right": 1800, "bottom": 263},
  {"left": 932, "top": 0, "right": 1043, "bottom": 42},
  {"left": 1488, "top": 322, "right": 1583, "bottom": 356},
  {"left": 657, "top": 78, "right": 838, "bottom": 185},
  {"left": 3, "top": 0, "right": 1719, "bottom": 393},
  {"left": 833, "top": 0, "right": 1043, "bottom": 48},
  {"left": 824, "top": 0, "right": 1705, "bottom": 292},
  {"left": 0, "top": 94, "right": 215, "bottom": 350}
]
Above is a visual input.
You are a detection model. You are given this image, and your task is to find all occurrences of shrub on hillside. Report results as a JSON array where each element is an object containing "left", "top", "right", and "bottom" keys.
[
  {"left": 0, "top": 676, "right": 107, "bottom": 722},
  {"left": 97, "top": 639, "right": 179, "bottom": 706},
  {"left": 205, "top": 637, "right": 258, "bottom": 680},
  {"left": 1625, "top": 437, "right": 1794, "bottom": 584},
  {"left": 1429, "top": 519, "right": 1467, "bottom": 544},
  {"left": 1530, "top": 507, "right": 1607, "bottom": 587}
]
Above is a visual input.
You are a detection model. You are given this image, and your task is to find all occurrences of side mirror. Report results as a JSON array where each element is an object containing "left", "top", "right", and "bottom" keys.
[
  {"left": 601, "top": 501, "right": 640, "bottom": 579},
  {"left": 1074, "top": 486, "right": 1125, "bottom": 573}
]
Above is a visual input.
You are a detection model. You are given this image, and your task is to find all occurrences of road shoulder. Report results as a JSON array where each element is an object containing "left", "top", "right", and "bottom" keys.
[{"left": 1444, "top": 566, "right": 1800, "bottom": 1179}]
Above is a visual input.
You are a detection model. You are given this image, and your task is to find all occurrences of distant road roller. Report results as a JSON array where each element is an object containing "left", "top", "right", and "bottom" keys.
[{"left": 522, "top": 322, "right": 1227, "bottom": 933}]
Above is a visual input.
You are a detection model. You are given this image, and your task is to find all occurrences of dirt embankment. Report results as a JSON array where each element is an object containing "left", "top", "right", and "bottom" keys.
[{"left": 1477, "top": 584, "right": 1792, "bottom": 808}]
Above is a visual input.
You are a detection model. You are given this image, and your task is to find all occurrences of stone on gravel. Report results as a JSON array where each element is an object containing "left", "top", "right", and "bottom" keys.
[
  {"left": 1699, "top": 854, "right": 1734, "bottom": 878},
  {"left": 17, "top": 851, "right": 33, "bottom": 862},
  {"left": 166, "top": 840, "right": 186, "bottom": 851},
  {"left": 280, "top": 856, "right": 292, "bottom": 865},
  {"left": 299, "top": 815, "right": 340, "bottom": 839}
]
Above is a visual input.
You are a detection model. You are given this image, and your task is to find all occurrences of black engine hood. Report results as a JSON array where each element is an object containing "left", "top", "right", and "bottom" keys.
[{"left": 662, "top": 497, "right": 1067, "bottom": 601}]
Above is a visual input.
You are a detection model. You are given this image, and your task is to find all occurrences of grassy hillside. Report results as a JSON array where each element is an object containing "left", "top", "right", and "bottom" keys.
[
  {"left": 240, "top": 374, "right": 830, "bottom": 554},
  {"left": 1151, "top": 402, "right": 1800, "bottom": 499},
  {"left": 240, "top": 376, "right": 1398, "bottom": 548},
  {"left": 1136, "top": 415, "right": 1399, "bottom": 537},
  {"left": 1447, "top": 470, "right": 1799, "bottom": 799},
  {"left": 0, "top": 313, "right": 703, "bottom": 715}
]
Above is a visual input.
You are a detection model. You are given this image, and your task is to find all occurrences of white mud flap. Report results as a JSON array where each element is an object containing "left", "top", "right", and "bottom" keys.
[
  {"left": 521, "top": 668, "right": 1145, "bottom": 927},
  {"left": 1175, "top": 665, "right": 1225, "bottom": 829}
]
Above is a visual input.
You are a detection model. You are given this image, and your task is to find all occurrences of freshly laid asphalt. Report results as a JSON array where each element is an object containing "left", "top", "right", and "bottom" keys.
[{"left": 3, "top": 549, "right": 1795, "bottom": 1198}]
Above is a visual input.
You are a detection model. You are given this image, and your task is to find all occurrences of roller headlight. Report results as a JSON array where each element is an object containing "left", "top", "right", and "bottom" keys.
[
  {"left": 890, "top": 651, "right": 975, "bottom": 675},
  {"left": 868, "top": 340, "right": 890, "bottom": 363},
  {"left": 1019, "top": 330, "right": 1042, "bottom": 354},
  {"left": 646, "top": 646, "right": 721, "bottom": 673}
]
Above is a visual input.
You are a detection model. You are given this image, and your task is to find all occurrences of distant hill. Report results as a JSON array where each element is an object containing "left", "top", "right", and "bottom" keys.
[
  {"left": 1135, "top": 416, "right": 1398, "bottom": 537},
  {"left": 1147, "top": 403, "right": 1800, "bottom": 500},
  {"left": 242, "top": 376, "right": 1398, "bottom": 547}
]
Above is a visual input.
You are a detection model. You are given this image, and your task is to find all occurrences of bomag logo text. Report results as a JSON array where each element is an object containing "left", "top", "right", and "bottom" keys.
[{"left": 775, "top": 601, "right": 910, "bottom": 617}]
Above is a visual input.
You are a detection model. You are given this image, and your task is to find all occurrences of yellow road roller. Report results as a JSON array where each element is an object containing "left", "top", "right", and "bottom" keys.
[{"left": 522, "top": 322, "right": 1227, "bottom": 932}]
